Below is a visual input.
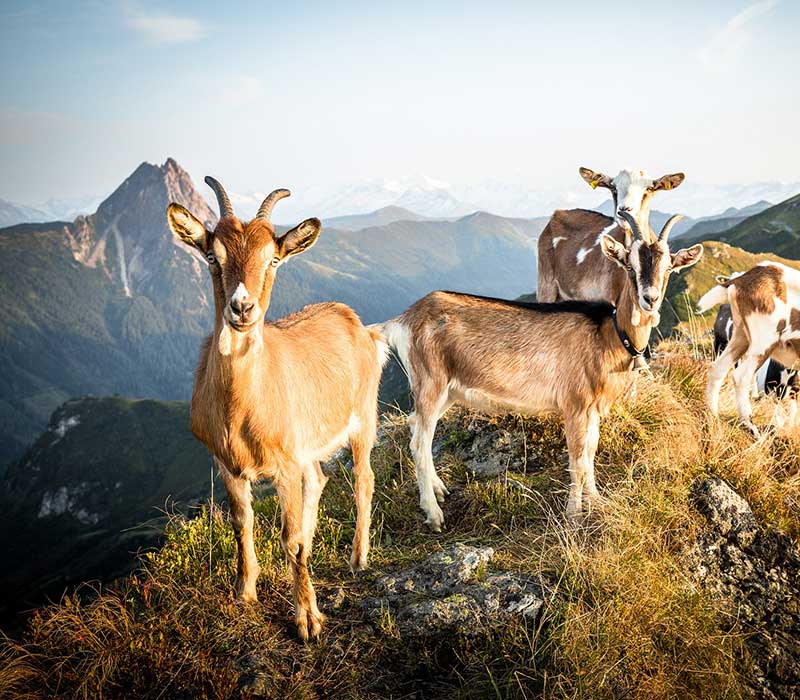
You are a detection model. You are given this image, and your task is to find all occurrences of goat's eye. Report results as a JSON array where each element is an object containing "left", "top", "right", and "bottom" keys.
[{"left": 271, "top": 256, "right": 280, "bottom": 267}]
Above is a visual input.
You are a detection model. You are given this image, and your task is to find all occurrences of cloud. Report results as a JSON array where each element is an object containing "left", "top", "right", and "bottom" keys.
[
  {"left": 127, "top": 7, "right": 206, "bottom": 44},
  {"left": 699, "top": 0, "right": 780, "bottom": 70}
]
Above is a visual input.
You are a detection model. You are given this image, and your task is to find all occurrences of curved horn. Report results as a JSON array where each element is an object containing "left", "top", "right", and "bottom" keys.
[
  {"left": 256, "top": 189, "right": 291, "bottom": 222},
  {"left": 204, "top": 176, "right": 234, "bottom": 220},
  {"left": 617, "top": 210, "right": 644, "bottom": 241},
  {"left": 658, "top": 214, "right": 684, "bottom": 243}
]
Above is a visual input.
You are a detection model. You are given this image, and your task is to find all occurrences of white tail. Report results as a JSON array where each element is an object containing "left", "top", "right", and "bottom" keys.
[{"left": 696, "top": 284, "right": 729, "bottom": 314}]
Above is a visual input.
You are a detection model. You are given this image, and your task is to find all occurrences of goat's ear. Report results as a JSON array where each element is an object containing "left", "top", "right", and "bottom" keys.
[
  {"left": 651, "top": 172, "right": 685, "bottom": 191},
  {"left": 276, "top": 218, "right": 321, "bottom": 261},
  {"left": 671, "top": 243, "right": 703, "bottom": 271},
  {"left": 167, "top": 203, "right": 210, "bottom": 252},
  {"left": 600, "top": 233, "right": 628, "bottom": 268},
  {"left": 579, "top": 167, "right": 612, "bottom": 190}
]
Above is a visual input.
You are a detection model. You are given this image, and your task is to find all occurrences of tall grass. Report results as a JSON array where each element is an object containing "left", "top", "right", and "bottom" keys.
[{"left": 1, "top": 342, "right": 797, "bottom": 699}]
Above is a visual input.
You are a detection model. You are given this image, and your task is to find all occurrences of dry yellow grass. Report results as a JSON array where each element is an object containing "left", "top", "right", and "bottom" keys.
[{"left": 1, "top": 341, "right": 797, "bottom": 699}]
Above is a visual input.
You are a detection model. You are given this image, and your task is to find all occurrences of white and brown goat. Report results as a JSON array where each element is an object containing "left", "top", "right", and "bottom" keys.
[
  {"left": 537, "top": 167, "right": 685, "bottom": 303},
  {"left": 699, "top": 262, "right": 800, "bottom": 436},
  {"left": 167, "top": 178, "right": 388, "bottom": 641},
  {"left": 383, "top": 212, "right": 702, "bottom": 528}
]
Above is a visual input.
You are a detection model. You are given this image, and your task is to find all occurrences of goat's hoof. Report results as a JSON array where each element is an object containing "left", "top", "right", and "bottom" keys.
[
  {"left": 424, "top": 507, "right": 445, "bottom": 533},
  {"left": 433, "top": 481, "right": 449, "bottom": 504},
  {"left": 349, "top": 551, "right": 369, "bottom": 573},
  {"left": 235, "top": 590, "right": 258, "bottom": 604},
  {"left": 743, "top": 422, "right": 761, "bottom": 439},
  {"left": 296, "top": 608, "right": 325, "bottom": 643}
]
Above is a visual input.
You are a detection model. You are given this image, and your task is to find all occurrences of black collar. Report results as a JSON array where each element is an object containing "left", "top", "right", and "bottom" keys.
[{"left": 612, "top": 309, "right": 645, "bottom": 358}]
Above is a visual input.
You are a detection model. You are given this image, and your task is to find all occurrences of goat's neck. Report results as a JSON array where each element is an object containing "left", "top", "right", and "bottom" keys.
[{"left": 613, "top": 277, "right": 657, "bottom": 356}]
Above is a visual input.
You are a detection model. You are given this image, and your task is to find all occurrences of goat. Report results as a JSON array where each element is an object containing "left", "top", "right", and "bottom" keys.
[
  {"left": 537, "top": 167, "right": 685, "bottom": 304},
  {"left": 698, "top": 262, "right": 800, "bottom": 436},
  {"left": 383, "top": 212, "right": 702, "bottom": 528},
  {"left": 713, "top": 303, "right": 798, "bottom": 399},
  {"left": 166, "top": 178, "right": 388, "bottom": 641}
]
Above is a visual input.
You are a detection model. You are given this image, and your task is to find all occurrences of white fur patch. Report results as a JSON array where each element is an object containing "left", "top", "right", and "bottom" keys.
[
  {"left": 576, "top": 247, "right": 591, "bottom": 264},
  {"left": 231, "top": 282, "right": 249, "bottom": 305},
  {"left": 384, "top": 320, "right": 413, "bottom": 381},
  {"left": 552, "top": 236, "right": 567, "bottom": 248},
  {"left": 218, "top": 323, "right": 232, "bottom": 355}
]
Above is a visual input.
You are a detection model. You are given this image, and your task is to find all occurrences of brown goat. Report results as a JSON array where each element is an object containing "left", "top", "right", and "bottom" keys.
[
  {"left": 383, "top": 212, "right": 702, "bottom": 528},
  {"left": 698, "top": 262, "right": 800, "bottom": 436},
  {"left": 537, "top": 167, "right": 685, "bottom": 303},
  {"left": 167, "top": 178, "right": 388, "bottom": 641}
]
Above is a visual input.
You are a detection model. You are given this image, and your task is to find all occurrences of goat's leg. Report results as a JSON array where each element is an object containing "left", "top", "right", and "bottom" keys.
[
  {"left": 582, "top": 410, "right": 603, "bottom": 510},
  {"left": 409, "top": 388, "right": 449, "bottom": 531},
  {"left": 733, "top": 352, "right": 769, "bottom": 437},
  {"left": 706, "top": 330, "right": 748, "bottom": 415},
  {"left": 278, "top": 470, "right": 323, "bottom": 641},
  {"left": 349, "top": 418, "right": 376, "bottom": 571},
  {"left": 431, "top": 398, "right": 454, "bottom": 503},
  {"left": 217, "top": 459, "right": 259, "bottom": 602},
  {"left": 563, "top": 410, "right": 591, "bottom": 520},
  {"left": 301, "top": 461, "right": 327, "bottom": 556}
]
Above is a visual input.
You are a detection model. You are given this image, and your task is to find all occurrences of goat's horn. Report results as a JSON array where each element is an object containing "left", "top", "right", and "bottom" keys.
[
  {"left": 204, "top": 176, "right": 234, "bottom": 220},
  {"left": 658, "top": 214, "right": 684, "bottom": 243},
  {"left": 617, "top": 210, "right": 644, "bottom": 241},
  {"left": 256, "top": 189, "right": 291, "bottom": 222}
]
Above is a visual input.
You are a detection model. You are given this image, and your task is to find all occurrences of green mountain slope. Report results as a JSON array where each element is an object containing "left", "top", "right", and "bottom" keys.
[
  {"left": 0, "top": 396, "right": 214, "bottom": 616},
  {"left": 0, "top": 160, "right": 541, "bottom": 469},
  {"left": 684, "top": 193, "right": 800, "bottom": 259},
  {"left": 660, "top": 240, "right": 800, "bottom": 335}
]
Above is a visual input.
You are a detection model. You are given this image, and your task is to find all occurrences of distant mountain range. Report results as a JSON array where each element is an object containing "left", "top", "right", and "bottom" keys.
[
  {"left": 226, "top": 176, "right": 800, "bottom": 223},
  {"left": 0, "top": 158, "right": 543, "bottom": 469},
  {"left": 683, "top": 194, "right": 800, "bottom": 260},
  {"left": 323, "top": 205, "right": 431, "bottom": 230},
  {"left": 0, "top": 195, "right": 101, "bottom": 227}
]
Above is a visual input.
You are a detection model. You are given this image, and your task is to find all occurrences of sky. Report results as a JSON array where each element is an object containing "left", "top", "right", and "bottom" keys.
[{"left": 1, "top": 0, "right": 798, "bottom": 207}]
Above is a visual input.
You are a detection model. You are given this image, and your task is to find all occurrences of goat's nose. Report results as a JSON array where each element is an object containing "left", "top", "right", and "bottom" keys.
[
  {"left": 230, "top": 298, "right": 254, "bottom": 316},
  {"left": 642, "top": 290, "right": 660, "bottom": 305},
  {"left": 619, "top": 206, "right": 633, "bottom": 213}
]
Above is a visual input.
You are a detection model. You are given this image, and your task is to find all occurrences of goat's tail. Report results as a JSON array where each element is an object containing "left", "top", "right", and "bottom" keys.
[
  {"left": 374, "top": 318, "right": 413, "bottom": 384},
  {"left": 696, "top": 284, "right": 731, "bottom": 314},
  {"left": 366, "top": 323, "right": 390, "bottom": 370}
]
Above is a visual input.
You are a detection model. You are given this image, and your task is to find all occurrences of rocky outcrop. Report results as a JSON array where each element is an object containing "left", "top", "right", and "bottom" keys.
[
  {"left": 689, "top": 477, "right": 800, "bottom": 700},
  {"left": 360, "top": 544, "right": 546, "bottom": 638}
]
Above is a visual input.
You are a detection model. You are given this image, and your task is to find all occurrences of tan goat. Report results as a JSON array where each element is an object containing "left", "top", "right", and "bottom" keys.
[
  {"left": 698, "top": 262, "right": 800, "bottom": 436},
  {"left": 383, "top": 212, "right": 702, "bottom": 528},
  {"left": 537, "top": 167, "right": 685, "bottom": 303},
  {"left": 167, "top": 177, "right": 388, "bottom": 641}
]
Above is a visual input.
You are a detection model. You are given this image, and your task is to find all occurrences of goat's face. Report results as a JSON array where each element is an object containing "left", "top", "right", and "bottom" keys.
[
  {"left": 579, "top": 167, "right": 685, "bottom": 231},
  {"left": 167, "top": 179, "right": 320, "bottom": 333},
  {"left": 601, "top": 212, "right": 703, "bottom": 317}
]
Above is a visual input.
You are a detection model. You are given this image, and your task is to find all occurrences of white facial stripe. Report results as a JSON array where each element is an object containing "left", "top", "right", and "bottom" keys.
[
  {"left": 552, "top": 236, "right": 567, "bottom": 248},
  {"left": 612, "top": 169, "right": 653, "bottom": 224},
  {"left": 231, "top": 282, "right": 249, "bottom": 304},
  {"left": 576, "top": 247, "right": 591, "bottom": 264}
]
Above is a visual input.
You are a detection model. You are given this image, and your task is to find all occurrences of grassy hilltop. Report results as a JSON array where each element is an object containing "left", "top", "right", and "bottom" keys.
[{"left": 2, "top": 340, "right": 798, "bottom": 700}]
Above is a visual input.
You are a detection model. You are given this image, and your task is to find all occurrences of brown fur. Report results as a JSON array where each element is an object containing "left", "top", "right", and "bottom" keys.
[
  {"left": 167, "top": 190, "right": 386, "bottom": 641},
  {"left": 537, "top": 210, "right": 627, "bottom": 303},
  {"left": 704, "top": 263, "right": 800, "bottom": 436},
  {"left": 386, "top": 220, "right": 702, "bottom": 526},
  {"left": 720, "top": 264, "right": 787, "bottom": 316}
]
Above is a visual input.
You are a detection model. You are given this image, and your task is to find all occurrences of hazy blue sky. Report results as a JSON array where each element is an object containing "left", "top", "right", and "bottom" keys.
[{"left": 1, "top": 0, "right": 798, "bottom": 204}]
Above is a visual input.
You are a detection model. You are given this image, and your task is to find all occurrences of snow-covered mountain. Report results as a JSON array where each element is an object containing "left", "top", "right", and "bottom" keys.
[
  {"left": 225, "top": 176, "right": 800, "bottom": 224},
  {"left": 0, "top": 195, "right": 102, "bottom": 227}
]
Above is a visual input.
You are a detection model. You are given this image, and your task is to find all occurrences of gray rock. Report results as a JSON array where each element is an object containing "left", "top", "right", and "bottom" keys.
[
  {"left": 235, "top": 653, "right": 280, "bottom": 698},
  {"left": 689, "top": 477, "right": 800, "bottom": 700},
  {"left": 362, "top": 544, "right": 546, "bottom": 638},
  {"left": 434, "top": 414, "right": 547, "bottom": 477}
]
